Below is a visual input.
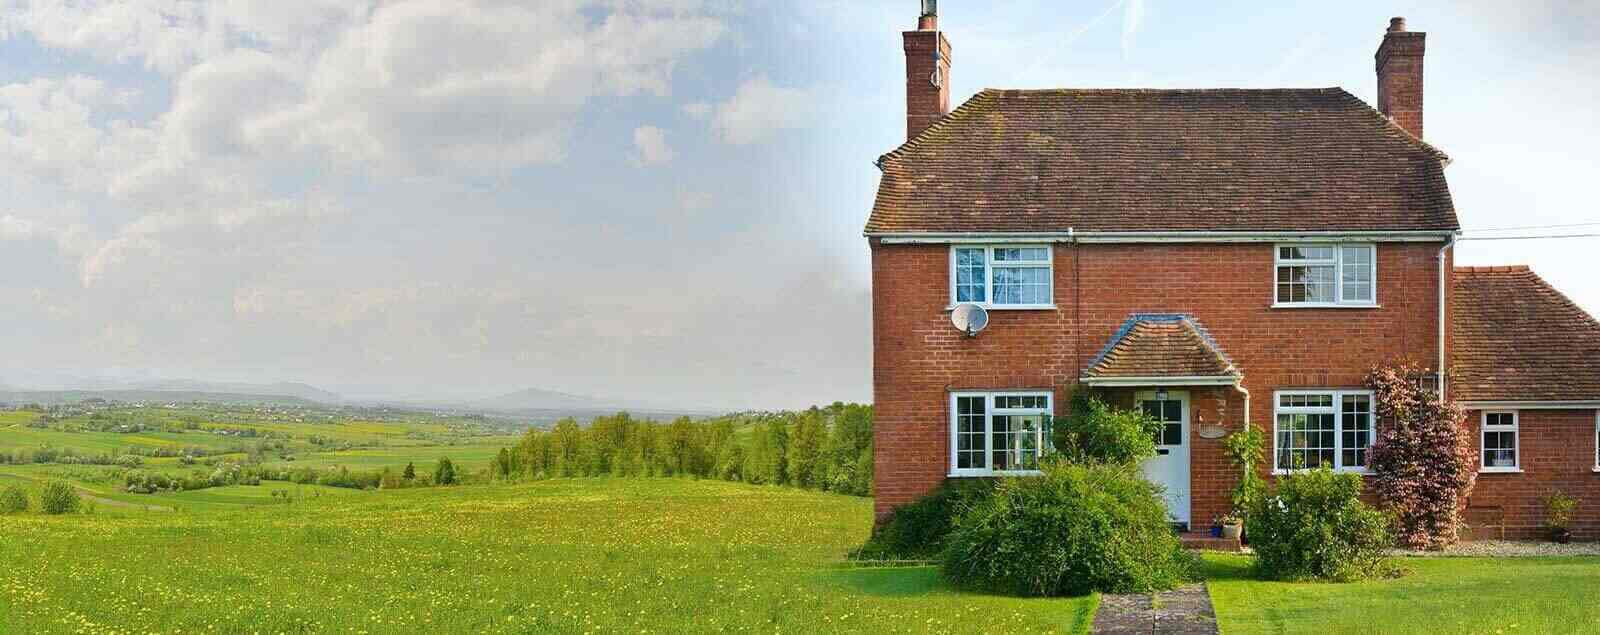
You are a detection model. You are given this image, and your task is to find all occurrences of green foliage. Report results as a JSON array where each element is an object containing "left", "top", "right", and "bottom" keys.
[
  {"left": 1247, "top": 468, "right": 1393, "bottom": 582},
  {"left": 852, "top": 479, "right": 996, "bottom": 560},
  {"left": 1049, "top": 390, "right": 1162, "bottom": 465},
  {"left": 0, "top": 485, "right": 27, "bottom": 514},
  {"left": 38, "top": 480, "right": 81, "bottom": 515},
  {"left": 433, "top": 457, "right": 458, "bottom": 485},
  {"left": 940, "top": 462, "right": 1196, "bottom": 596},
  {"left": 1544, "top": 490, "right": 1578, "bottom": 530},
  {"left": 504, "top": 404, "right": 873, "bottom": 496},
  {"left": 1223, "top": 427, "right": 1266, "bottom": 517},
  {"left": 402, "top": 461, "right": 416, "bottom": 480}
]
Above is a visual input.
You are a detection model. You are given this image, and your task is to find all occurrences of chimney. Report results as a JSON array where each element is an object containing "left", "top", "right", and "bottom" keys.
[
  {"left": 903, "top": 0, "right": 951, "bottom": 140},
  {"left": 1375, "top": 16, "right": 1426, "bottom": 138}
]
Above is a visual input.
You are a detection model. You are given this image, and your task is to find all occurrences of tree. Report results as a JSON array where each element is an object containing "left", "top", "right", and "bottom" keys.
[
  {"left": 433, "top": 457, "right": 458, "bottom": 485},
  {"left": 1366, "top": 362, "right": 1477, "bottom": 549},
  {"left": 1050, "top": 389, "right": 1162, "bottom": 466},
  {"left": 788, "top": 409, "right": 825, "bottom": 488},
  {"left": 402, "top": 461, "right": 416, "bottom": 481},
  {"left": 767, "top": 419, "right": 790, "bottom": 485}
]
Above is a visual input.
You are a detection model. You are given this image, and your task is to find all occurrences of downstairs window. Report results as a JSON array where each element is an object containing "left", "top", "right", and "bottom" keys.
[
  {"left": 1273, "top": 390, "right": 1374, "bottom": 472},
  {"left": 950, "top": 391, "right": 1052, "bottom": 476},
  {"left": 1481, "top": 411, "right": 1520, "bottom": 472}
]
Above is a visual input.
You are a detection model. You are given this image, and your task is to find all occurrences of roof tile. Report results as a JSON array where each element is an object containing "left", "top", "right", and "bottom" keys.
[
  {"left": 1084, "top": 314, "right": 1239, "bottom": 379},
  {"left": 1451, "top": 266, "right": 1600, "bottom": 402}
]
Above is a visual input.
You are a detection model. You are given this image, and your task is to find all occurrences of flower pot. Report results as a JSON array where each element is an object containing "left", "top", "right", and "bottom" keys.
[
  {"left": 1221, "top": 522, "right": 1243, "bottom": 540},
  {"left": 1210, "top": 524, "right": 1223, "bottom": 538},
  {"left": 1551, "top": 527, "right": 1572, "bottom": 544}
]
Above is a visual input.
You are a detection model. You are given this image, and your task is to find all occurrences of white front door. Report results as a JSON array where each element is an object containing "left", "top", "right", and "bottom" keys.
[{"left": 1137, "top": 390, "right": 1191, "bottom": 528}]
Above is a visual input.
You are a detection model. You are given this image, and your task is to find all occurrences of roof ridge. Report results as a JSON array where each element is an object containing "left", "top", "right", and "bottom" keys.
[
  {"left": 1455, "top": 265, "right": 1532, "bottom": 273},
  {"left": 981, "top": 86, "right": 1345, "bottom": 94}
]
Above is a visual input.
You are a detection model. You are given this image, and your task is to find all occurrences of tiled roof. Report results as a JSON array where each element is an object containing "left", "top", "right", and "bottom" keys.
[
  {"left": 1451, "top": 266, "right": 1600, "bottom": 402},
  {"left": 1084, "top": 314, "right": 1239, "bottom": 380},
  {"left": 866, "top": 88, "right": 1459, "bottom": 234}
]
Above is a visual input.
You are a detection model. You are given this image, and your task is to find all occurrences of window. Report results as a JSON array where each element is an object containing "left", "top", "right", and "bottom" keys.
[
  {"left": 1273, "top": 390, "right": 1374, "bottom": 472},
  {"left": 1594, "top": 412, "right": 1599, "bottom": 471},
  {"left": 950, "top": 391, "right": 1052, "bottom": 476},
  {"left": 951, "top": 246, "right": 1052, "bottom": 308},
  {"left": 1481, "top": 411, "right": 1520, "bottom": 472},
  {"left": 1275, "top": 244, "right": 1376, "bottom": 306}
]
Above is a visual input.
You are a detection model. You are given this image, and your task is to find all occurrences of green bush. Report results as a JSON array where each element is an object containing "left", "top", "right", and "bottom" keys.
[
  {"left": 852, "top": 479, "right": 996, "bottom": 560},
  {"left": 0, "top": 485, "right": 28, "bottom": 514},
  {"left": 1248, "top": 468, "right": 1393, "bottom": 581},
  {"left": 940, "top": 462, "right": 1195, "bottom": 596},
  {"left": 1050, "top": 391, "right": 1162, "bottom": 465},
  {"left": 38, "top": 481, "right": 81, "bottom": 515}
]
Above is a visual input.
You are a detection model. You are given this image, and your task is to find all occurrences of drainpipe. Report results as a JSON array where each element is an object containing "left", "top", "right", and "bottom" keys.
[
  {"left": 1437, "top": 233, "right": 1458, "bottom": 399},
  {"left": 1233, "top": 383, "right": 1250, "bottom": 432}
]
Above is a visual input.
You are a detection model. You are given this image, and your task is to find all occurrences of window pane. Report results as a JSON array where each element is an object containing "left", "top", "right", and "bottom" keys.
[
  {"left": 1162, "top": 423, "right": 1183, "bottom": 446},
  {"left": 1341, "top": 394, "right": 1372, "bottom": 468},
  {"left": 1276, "top": 265, "right": 1335, "bottom": 303},
  {"left": 1280, "top": 245, "right": 1335, "bottom": 261},
  {"left": 993, "top": 247, "right": 1048, "bottom": 262},
  {"left": 992, "top": 266, "right": 1050, "bottom": 305},
  {"left": 1340, "top": 246, "right": 1373, "bottom": 302},
  {"left": 955, "top": 249, "right": 986, "bottom": 303},
  {"left": 956, "top": 396, "right": 986, "bottom": 470},
  {"left": 1482, "top": 427, "right": 1518, "bottom": 468},
  {"left": 1277, "top": 412, "right": 1336, "bottom": 469}
]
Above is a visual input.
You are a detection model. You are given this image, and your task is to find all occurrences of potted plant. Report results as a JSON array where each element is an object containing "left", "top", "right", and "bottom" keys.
[
  {"left": 1544, "top": 490, "right": 1577, "bottom": 544},
  {"left": 1219, "top": 512, "right": 1244, "bottom": 540},
  {"left": 1209, "top": 515, "right": 1224, "bottom": 538}
]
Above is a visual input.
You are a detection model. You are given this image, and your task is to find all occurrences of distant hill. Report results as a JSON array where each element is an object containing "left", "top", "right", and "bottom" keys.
[
  {"left": 126, "top": 380, "right": 341, "bottom": 403},
  {"left": 0, "top": 389, "right": 322, "bottom": 407},
  {"left": 471, "top": 387, "right": 619, "bottom": 411}
]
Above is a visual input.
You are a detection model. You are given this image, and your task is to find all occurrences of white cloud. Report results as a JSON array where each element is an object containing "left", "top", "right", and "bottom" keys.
[
  {"left": 630, "top": 125, "right": 675, "bottom": 166},
  {"left": 709, "top": 75, "right": 814, "bottom": 145},
  {"left": 1121, "top": 0, "right": 1145, "bottom": 57},
  {"left": 682, "top": 101, "right": 712, "bottom": 119}
]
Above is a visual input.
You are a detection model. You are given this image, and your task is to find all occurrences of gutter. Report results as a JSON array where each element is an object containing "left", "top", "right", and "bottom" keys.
[
  {"left": 867, "top": 230, "right": 1458, "bottom": 244},
  {"left": 1458, "top": 400, "right": 1600, "bottom": 410},
  {"left": 1080, "top": 375, "right": 1241, "bottom": 387}
]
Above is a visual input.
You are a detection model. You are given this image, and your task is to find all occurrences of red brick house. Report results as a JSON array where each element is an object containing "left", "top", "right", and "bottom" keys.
[{"left": 867, "top": 11, "right": 1600, "bottom": 540}]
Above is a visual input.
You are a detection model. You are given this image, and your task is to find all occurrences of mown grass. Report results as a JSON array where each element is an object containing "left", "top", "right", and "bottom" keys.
[
  {"left": 0, "top": 478, "right": 1097, "bottom": 633},
  {"left": 1203, "top": 553, "right": 1600, "bottom": 634}
]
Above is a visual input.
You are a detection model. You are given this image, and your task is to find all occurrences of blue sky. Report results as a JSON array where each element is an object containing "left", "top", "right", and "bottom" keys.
[{"left": 1, "top": 1, "right": 1596, "bottom": 409}]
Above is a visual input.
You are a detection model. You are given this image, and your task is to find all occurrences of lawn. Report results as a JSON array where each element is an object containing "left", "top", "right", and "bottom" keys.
[
  {"left": 0, "top": 478, "right": 1097, "bottom": 633},
  {"left": 1203, "top": 553, "right": 1600, "bottom": 634}
]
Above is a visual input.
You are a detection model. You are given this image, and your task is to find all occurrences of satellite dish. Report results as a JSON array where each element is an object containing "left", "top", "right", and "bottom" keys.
[{"left": 951, "top": 303, "right": 989, "bottom": 337}]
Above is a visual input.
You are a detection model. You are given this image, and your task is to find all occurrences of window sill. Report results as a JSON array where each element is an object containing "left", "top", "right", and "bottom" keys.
[
  {"left": 948, "top": 470, "right": 1043, "bottom": 478},
  {"left": 944, "top": 304, "right": 1057, "bottom": 312},
  {"left": 1479, "top": 467, "right": 1524, "bottom": 474},
  {"left": 1270, "top": 302, "right": 1381, "bottom": 310},
  {"left": 1273, "top": 469, "right": 1375, "bottom": 476}
]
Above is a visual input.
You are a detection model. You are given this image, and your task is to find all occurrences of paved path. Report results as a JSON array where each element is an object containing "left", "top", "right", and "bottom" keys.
[{"left": 1091, "top": 583, "right": 1218, "bottom": 634}]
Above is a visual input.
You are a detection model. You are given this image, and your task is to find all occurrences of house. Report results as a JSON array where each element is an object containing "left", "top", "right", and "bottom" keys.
[{"left": 867, "top": 9, "right": 1600, "bottom": 540}]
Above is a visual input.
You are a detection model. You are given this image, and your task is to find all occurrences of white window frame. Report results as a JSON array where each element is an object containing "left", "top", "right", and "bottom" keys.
[
  {"left": 1593, "top": 411, "right": 1599, "bottom": 473},
  {"left": 1273, "top": 243, "right": 1378, "bottom": 308},
  {"left": 1480, "top": 410, "right": 1521, "bottom": 473},
  {"left": 948, "top": 390, "right": 1052, "bottom": 477},
  {"left": 948, "top": 245, "right": 1054, "bottom": 310},
  {"left": 1272, "top": 389, "right": 1376, "bottom": 474}
]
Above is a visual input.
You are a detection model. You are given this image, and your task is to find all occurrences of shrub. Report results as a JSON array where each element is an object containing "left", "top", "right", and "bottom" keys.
[
  {"left": 1050, "top": 390, "right": 1162, "bottom": 465},
  {"left": 38, "top": 481, "right": 82, "bottom": 515},
  {"left": 940, "top": 462, "right": 1195, "bottom": 596},
  {"left": 1366, "top": 363, "right": 1477, "bottom": 549},
  {"left": 853, "top": 479, "right": 996, "bottom": 560},
  {"left": 0, "top": 485, "right": 28, "bottom": 514},
  {"left": 1544, "top": 490, "right": 1578, "bottom": 530},
  {"left": 1248, "top": 468, "right": 1392, "bottom": 581},
  {"left": 1223, "top": 427, "right": 1266, "bottom": 518},
  {"left": 434, "top": 457, "right": 457, "bottom": 485}
]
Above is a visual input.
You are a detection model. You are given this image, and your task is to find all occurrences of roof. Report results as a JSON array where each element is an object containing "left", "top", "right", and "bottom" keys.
[
  {"left": 1083, "top": 314, "right": 1239, "bottom": 381},
  {"left": 1451, "top": 266, "right": 1600, "bottom": 402},
  {"left": 866, "top": 88, "right": 1459, "bottom": 235}
]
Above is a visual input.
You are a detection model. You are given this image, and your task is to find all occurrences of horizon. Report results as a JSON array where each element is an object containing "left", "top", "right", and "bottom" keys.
[{"left": 4, "top": 1, "right": 1599, "bottom": 410}]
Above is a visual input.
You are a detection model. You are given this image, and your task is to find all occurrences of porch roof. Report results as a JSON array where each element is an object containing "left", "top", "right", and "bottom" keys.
[{"left": 1082, "top": 314, "right": 1240, "bottom": 386}]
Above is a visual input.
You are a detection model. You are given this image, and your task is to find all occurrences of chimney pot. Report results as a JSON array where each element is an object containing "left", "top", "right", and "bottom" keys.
[
  {"left": 917, "top": 14, "right": 937, "bottom": 30},
  {"left": 1388, "top": 16, "right": 1406, "bottom": 32}
]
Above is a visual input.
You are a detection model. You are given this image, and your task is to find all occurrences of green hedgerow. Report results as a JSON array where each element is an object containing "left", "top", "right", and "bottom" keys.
[
  {"left": 852, "top": 479, "right": 996, "bottom": 560},
  {"left": 0, "top": 485, "right": 28, "bottom": 514},
  {"left": 38, "top": 481, "right": 81, "bottom": 515},
  {"left": 1248, "top": 468, "right": 1394, "bottom": 581},
  {"left": 1049, "top": 389, "right": 1163, "bottom": 466},
  {"left": 940, "top": 461, "right": 1196, "bottom": 597}
]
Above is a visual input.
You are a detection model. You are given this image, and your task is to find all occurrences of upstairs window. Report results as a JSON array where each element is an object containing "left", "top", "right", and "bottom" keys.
[
  {"left": 1273, "top": 390, "right": 1374, "bottom": 472},
  {"left": 951, "top": 246, "right": 1052, "bottom": 308},
  {"left": 1275, "top": 244, "right": 1376, "bottom": 307},
  {"left": 1481, "top": 411, "right": 1520, "bottom": 472}
]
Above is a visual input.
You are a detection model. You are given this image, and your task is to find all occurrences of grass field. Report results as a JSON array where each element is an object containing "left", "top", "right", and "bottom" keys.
[{"left": 0, "top": 479, "right": 1097, "bottom": 633}]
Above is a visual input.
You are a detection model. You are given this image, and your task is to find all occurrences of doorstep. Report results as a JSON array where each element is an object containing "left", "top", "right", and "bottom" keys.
[{"left": 1179, "top": 532, "right": 1241, "bottom": 552}]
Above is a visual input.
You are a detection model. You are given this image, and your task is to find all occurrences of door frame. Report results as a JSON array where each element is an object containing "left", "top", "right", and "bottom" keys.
[{"left": 1135, "top": 389, "right": 1192, "bottom": 528}]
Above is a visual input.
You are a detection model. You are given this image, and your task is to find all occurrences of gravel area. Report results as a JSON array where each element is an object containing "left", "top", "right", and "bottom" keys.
[{"left": 1390, "top": 540, "right": 1600, "bottom": 557}]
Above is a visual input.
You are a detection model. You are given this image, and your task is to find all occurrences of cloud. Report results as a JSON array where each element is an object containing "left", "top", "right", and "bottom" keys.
[
  {"left": 630, "top": 125, "right": 675, "bottom": 166},
  {"left": 709, "top": 76, "right": 814, "bottom": 145},
  {"left": 1121, "top": 0, "right": 1145, "bottom": 57},
  {"left": 682, "top": 101, "right": 712, "bottom": 119}
]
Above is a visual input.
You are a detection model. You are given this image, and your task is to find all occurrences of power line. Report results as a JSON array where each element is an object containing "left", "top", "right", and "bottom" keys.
[
  {"left": 1467, "top": 221, "right": 1600, "bottom": 232},
  {"left": 1459, "top": 233, "right": 1600, "bottom": 241}
]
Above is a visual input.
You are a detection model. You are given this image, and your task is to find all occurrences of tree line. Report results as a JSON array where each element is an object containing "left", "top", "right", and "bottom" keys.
[{"left": 492, "top": 402, "right": 874, "bottom": 496}]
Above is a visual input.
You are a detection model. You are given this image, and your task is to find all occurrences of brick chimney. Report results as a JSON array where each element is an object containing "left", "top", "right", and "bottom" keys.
[
  {"left": 903, "top": 1, "right": 951, "bottom": 140},
  {"left": 1375, "top": 16, "right": 1426, "bottom": 138}
]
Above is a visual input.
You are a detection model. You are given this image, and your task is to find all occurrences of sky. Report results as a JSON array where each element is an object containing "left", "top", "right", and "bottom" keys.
[{"left": 1, "top": 1, "right": 1597, "bottom": 410}]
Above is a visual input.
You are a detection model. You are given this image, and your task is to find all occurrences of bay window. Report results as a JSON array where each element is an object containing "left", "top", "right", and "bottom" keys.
[
  {"left": 1273, "top": 390, "right": 1374, "bottom": 472},
  {"left": 951, "top": 246, "right": 1053, "bottom": 308},
  {"left": 1481, "top": 411, "right": 1520, "bottom": 472},
  {"left": 950, "top": 391, "right": 1052, "bottom": 476},
  {"left": 1275, "top": 244, "right": 1376, "bottom": 306}
]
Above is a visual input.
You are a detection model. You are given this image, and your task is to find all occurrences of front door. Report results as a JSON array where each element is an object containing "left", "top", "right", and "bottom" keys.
[{"left": 1137, "top": 390, "right": 1191, "bottom": 528}]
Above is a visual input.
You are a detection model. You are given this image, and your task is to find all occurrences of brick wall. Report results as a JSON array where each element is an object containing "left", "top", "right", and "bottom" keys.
[
  {"left": 1464, "top": 408, "right": 1600, "bottom": 540},
  {"left": 870, "top": 240, "right": 1448, "bottom": 526}
]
